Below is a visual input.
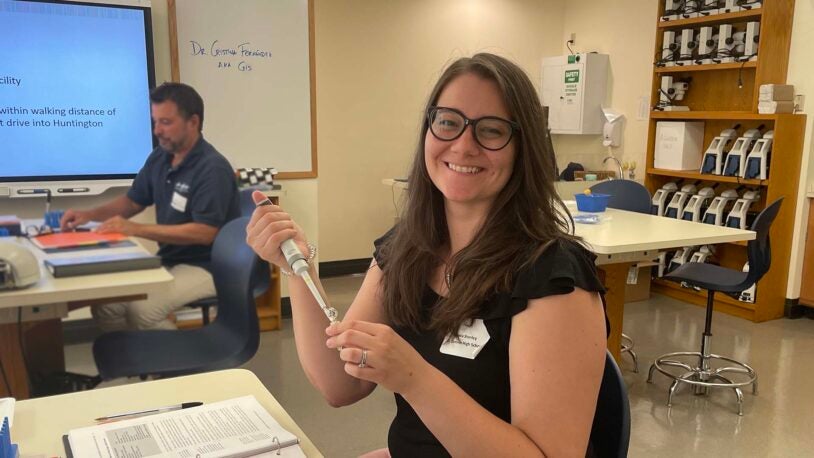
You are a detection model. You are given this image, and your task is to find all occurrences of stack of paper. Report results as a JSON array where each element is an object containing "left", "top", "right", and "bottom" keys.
[{"left": 66, "top": 396, "right": 305, "bottom": 457}]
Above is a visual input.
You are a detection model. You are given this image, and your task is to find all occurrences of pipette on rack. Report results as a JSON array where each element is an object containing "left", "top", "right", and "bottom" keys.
[{"left": 256, "top": 198, "right": 340, "bottom": 325}]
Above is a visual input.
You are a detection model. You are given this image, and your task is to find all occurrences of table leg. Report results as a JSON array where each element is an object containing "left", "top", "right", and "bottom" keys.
[
  {"left": 0, "top": 323, "right": 31, "bottom": 399},
  {"left": 0, "top": 319, "right": 66, "bottom": 400},
  {"left": 598, "top": 262, "right": 632, "bottom": 363}
]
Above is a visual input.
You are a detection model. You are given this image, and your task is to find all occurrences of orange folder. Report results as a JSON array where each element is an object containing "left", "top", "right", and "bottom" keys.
[{"left": 31, "top": 232, "right": 127, "bottom": 250}]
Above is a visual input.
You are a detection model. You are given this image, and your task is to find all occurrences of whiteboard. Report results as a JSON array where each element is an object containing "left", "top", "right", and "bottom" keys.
[{"left": 169, "top": 0, "right": 316, "bottom": 178}]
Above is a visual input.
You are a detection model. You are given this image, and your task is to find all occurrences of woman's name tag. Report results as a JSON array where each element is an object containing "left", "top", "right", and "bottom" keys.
[{"left": 439, "top": 319, "right": 490, "bottom": 359}]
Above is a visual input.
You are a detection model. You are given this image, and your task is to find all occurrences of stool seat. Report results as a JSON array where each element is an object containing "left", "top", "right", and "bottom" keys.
[{"left": 664, "top": 262, "right": 748, "bottom": 293}]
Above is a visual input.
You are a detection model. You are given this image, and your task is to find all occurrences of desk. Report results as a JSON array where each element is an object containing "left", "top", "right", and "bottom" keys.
[
  {"left": 13, "top": 369, "right": 322, "bottom": 457},
  {"left": 0, "top": 237, "right": 173, "bottom": 399},
  {"left": 381, "top": 180, "right": 755, "bottom": 361},
  {"left": 566, "top": 204, "right": 754, "bottom": 360}
]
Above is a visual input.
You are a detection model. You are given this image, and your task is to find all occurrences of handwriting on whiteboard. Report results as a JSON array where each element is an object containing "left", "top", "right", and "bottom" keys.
[{"left": 189, "top": 40, "right": 272, "bottom": 72}]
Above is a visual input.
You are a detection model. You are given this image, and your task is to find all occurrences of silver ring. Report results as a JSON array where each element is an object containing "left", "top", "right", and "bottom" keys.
[{"left": 358, "top": 349, "right": 368, "bottom": 368}]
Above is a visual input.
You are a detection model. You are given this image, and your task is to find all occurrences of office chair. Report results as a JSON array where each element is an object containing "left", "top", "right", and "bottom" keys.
[
  {"left": 591, "top": 179, "right": 652, "bottom": 372},
  {"left": 647, "top": 198, "right": 782, "bottom": 415},
  {"left": 589, "top": 350, "right": 631, "bottom": 458},
  {"left": 187, "top": 187, "right": 270, "bottom": 324},
  {"left": 93, "top": 217, "right": 267, "bottom": 379}
]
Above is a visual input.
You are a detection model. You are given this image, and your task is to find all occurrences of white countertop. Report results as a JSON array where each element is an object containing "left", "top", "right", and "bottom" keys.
[{"left": 0, "top": 236, "right": 173, "bottom": 309}]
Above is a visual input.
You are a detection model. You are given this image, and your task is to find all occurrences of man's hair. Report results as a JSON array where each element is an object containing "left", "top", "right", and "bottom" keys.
[
  {"left": 150, "top": 82, "right": 205, "bottom": 131},
  {"left": 378, "top": 53, "right": 576, "bottom": 338}
]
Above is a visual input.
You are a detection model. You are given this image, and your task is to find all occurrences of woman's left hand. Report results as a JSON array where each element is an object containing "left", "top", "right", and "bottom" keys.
[{"left": 326, "top": 320, "right": 429, "bottom": 395}]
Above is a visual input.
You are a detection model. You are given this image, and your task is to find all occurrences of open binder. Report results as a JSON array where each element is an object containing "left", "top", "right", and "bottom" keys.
[{"left": 63, "top": 396, "right": 305, "bottom": 457}]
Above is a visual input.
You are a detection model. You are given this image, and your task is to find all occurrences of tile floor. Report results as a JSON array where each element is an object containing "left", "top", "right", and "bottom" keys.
[{"left": 65, "top": 275, "right": 814, "bottom": 457}]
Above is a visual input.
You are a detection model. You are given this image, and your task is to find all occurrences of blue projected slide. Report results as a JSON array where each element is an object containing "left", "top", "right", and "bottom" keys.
[{"left": 0, "top": 0, "right": 154, "bottom": 180}]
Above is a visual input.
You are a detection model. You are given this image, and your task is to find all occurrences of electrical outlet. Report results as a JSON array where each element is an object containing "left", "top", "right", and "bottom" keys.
[
  {"left": 569, "top": 32, "right": 576, "bottom": 44},
  {"left": 794, "top": 94, "right": 805, "bottom": 112}
]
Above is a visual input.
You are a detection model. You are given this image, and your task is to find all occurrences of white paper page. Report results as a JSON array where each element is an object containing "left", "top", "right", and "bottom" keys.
[{"left": 68, "top": 396, "right": 304, "bottom": 458}]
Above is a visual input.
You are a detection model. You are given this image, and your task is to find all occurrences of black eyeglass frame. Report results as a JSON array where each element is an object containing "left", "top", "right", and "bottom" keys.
[{"left": 426, "top": 106, "right": 520, "bottom": 151}]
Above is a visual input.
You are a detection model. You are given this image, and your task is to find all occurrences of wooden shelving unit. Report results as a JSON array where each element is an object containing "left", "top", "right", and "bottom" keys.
[
  {"left": 657, "top": 9, "right": 762, "bottom": 28},
  {"left": 647, "top": 167, "right": 766, "bottom": 185},
  {"left": 646, "top": 0, "right": 806, "bottom": 322},
  {"left": 655, "top": 61, "right": 757, "bottom": 73}
]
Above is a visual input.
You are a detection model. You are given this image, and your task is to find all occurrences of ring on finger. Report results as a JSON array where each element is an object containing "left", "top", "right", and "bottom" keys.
[{"left": 358, "top": 349, "right": 368, "bottom": 368}]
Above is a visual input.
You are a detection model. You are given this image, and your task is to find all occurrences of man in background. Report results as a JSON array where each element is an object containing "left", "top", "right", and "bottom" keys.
[{"left": 61, "top": 82, "right": 240, "bottom": 331}]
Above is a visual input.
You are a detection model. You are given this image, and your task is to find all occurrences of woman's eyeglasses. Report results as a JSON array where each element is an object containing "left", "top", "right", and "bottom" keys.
[{"left": 426, "top": 106, "right": 520, "bottom": 151}]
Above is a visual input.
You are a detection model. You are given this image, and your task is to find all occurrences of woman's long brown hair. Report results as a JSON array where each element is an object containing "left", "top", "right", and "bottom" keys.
[{"left": 378, "top": 53, "right": 577, "bottom": 338}]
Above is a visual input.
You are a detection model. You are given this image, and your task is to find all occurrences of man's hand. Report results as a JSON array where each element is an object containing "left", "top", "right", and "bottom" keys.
[
  {"left": 96, "top": 216, "right": 140, "bottom": 236},
  {"left": 60, "top": 209, "right": 91, "bottom": 231}
]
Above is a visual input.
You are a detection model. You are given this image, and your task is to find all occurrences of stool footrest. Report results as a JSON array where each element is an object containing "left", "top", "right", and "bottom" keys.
[{"left": 647, "top": 351, "right": 757, "bottom": 416}]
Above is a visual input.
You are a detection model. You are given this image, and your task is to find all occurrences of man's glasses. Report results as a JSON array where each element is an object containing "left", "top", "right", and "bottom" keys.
[{"left": 426, "top": 106, "right": 519, "bottom": 151}]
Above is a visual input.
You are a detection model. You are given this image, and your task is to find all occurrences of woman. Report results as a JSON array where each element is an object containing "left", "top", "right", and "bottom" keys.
[{"left": 247, "top": 53, "right": 607, "bottom": 457}]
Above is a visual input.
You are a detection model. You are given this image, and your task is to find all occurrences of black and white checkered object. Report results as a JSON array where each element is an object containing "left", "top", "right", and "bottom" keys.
[{"left": 236, "top": 167, "right": 278, "bottom": 187}]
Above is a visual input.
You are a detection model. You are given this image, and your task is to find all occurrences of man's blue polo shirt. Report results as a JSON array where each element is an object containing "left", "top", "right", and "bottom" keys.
[{"left": 127, "top": 136, "right": 240, "bottom": 270}]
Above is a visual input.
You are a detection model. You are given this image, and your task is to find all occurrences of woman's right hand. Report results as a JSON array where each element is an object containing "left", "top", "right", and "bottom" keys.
[{"left": 246, "top": 190, "right": 309, "bottom": 270}]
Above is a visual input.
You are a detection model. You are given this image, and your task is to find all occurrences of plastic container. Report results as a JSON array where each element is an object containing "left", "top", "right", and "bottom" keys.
[{"left": 574, "top": 193, "right": 610, "bottom": 212}]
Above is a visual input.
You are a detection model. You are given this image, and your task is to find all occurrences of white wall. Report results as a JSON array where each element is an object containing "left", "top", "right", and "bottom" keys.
[
  {"left": 314, "top": 0, "right": 566, "bottom": 262},
  {"left": 551, "top": 0, "right": 658, "bottom": 178},
  {"left": 785, "top": 0, "right": 814, "bottom": 298}
]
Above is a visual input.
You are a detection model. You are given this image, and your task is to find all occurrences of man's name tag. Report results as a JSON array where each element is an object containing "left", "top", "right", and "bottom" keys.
[
  {"left": 439, "top": 319, "right": 490, "bottom": 359},
  {"left": 171, "top": 192, "right": 188, "bottom": 212}
]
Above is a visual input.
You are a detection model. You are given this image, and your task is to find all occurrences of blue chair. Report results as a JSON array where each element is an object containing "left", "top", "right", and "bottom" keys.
[
  {"left": 647, "top": 198, "right": 782, "bottom": 415},
  {"left": 591, "top": 180, "right": 652, "bottom": 373},
  {"left": 93, "top": 217, "right": 267, "bottom": 379},
  {"left": 589, "top": 350, "right": 631, "bottom": 458},
  {"left": 188, "top": 187, "right": 270, "bottom": 325}
]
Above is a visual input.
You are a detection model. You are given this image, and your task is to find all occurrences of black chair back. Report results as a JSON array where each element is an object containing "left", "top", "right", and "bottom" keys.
[
  {"left": 209, "top": 217, "right": 266, "bottom": 343},
  {"left": 93, "top": 217, "right": 267, "bottom": 379},
  {"left": 743, "top": 197, "right": 782, "bottom": 287},
  {"left": 590, "top": 180, "right": 651, "bottom": 214},
  {"left": 589, "top": 350, "right": 631, "bottom": 458}
]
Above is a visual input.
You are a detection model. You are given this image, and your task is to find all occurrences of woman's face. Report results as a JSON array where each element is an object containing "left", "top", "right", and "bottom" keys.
[{"left": 425, "top": 73, "right": 517, "bottom": 211}]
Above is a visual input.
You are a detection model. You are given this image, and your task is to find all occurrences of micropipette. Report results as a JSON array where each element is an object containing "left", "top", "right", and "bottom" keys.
[{"left": 256, "top": 198, "right": 339, "bottom": 324}]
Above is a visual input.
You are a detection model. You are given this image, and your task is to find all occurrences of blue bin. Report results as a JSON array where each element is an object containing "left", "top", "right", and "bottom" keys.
[{"left": 574, "top": 193, "right": 611, "bottom": 212}]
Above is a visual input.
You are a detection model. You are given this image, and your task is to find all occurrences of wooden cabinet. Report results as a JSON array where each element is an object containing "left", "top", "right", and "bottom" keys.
[
  {"left": 645, "top": 1, "right": 807, "bottom": 322},
  {"left": 799, "top": 199, "right": 814, "bottom": 307}
]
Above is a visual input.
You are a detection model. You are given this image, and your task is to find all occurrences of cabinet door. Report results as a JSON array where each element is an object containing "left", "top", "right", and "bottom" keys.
[{"left": 541, "top": 63, "right": 564, "bottom": 131}]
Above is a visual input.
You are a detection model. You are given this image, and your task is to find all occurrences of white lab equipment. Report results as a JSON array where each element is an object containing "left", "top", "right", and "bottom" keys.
[
  {"left": 725, "top": 190, "right": 760, "bottom": 229},
  {"left": 651, "top": 182, "right": 678, "bottom": 216},
  {"left": 602, "top": 108, "right": 624, "bottom": 147},
  {"left": 541, "top": 53, "right": 609, "bottom": 134},
  {"left": 0, "top": 240, "right": 41, "bottom": 290},
  {"left": 743, "top": 130, "right": 773, "bottom": 180},
  {"left": 681, "top": 186, "right": 716, "bottom": 222},
  {"left": 700, "top": 125, "right": 740, "bottom": 175},
  {"left": 703, "top": 189, "right": 740, "bottom": 226},
  {"left": 665, "top": 183, "right": 698, "bottom": 219},
  {"left": 722, "top": 127, "right": 763, "bottom": 176}
]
